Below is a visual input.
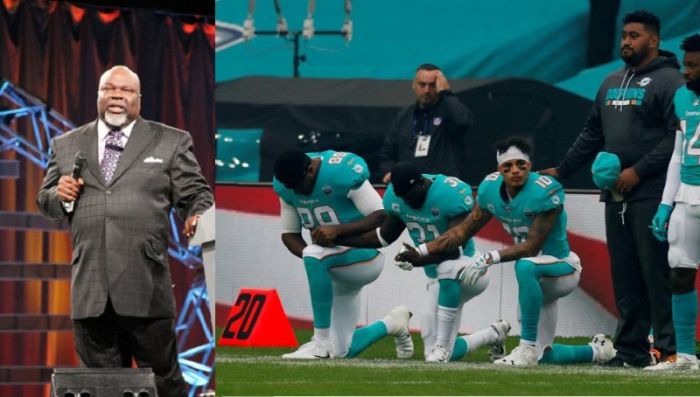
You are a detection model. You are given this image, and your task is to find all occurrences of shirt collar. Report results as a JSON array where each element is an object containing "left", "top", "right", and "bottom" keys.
[{"left": 98, "top": 118, "right": 137, "bottom": 142}]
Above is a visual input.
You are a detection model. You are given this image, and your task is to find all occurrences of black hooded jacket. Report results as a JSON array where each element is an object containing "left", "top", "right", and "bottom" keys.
[{"left": 557, "top": 50, "right": 685, "bottom": 202}]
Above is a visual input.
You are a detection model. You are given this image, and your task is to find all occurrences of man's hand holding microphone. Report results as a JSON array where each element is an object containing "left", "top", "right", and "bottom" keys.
[{"left": 58, "top": 152, "right": 86, "bottom": 213}]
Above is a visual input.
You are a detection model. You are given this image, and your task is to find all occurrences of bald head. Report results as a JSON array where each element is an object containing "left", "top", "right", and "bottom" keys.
[
  {"left": 98, "top": 66, "right": 140, "bottom": 92},
  {"left": 97, "top": 65, "right": 141, "bottom": 128}
]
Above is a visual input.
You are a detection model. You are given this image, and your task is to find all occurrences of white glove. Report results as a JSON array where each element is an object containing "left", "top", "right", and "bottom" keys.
[
  {"left": 394, "top": 246, "right": 414, "bottom": 271},
  {"left": 459, "top": 254, "right": 490, "bottom": 285}
]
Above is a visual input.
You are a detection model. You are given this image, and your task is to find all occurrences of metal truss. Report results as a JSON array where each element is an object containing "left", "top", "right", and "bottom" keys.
[
  {"left": 1, "top": 79, "right": 214, "bottom": 394},
  {"left": 169, "top": 213, "right": 216, "bottom": 396},
  {"left": 175, "top": 272, "right": 215, "bottom": 397},
  {"left": 0, "top": 80, "right": 73, "bottom": 168}
]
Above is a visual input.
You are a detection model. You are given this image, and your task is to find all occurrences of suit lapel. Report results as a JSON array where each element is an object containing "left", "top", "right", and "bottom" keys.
[
  {"left": 109, "top": 118, "right": 155, "bottom": 184},
  {"left": 79, "top": 120, "right": 106, "bottom": 187}
]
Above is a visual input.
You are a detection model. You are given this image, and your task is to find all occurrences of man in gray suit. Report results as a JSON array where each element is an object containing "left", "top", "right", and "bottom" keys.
[{"left": 36, "top": 65, "right": 213, "bottom": 397}]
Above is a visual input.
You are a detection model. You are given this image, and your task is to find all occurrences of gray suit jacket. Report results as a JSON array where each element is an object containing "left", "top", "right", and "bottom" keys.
[{"left": 36, "top": 118, "right": 214, "bottom": 320}]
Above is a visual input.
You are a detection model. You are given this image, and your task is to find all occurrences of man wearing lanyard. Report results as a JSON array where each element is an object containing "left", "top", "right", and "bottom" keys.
[{"left": 379, "top": 63, "right": 474, "bottom": 183}]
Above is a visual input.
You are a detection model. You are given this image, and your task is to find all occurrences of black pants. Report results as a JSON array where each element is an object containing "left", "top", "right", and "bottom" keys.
[
  {"left": 73, "top": 300, "right": 187, "bottom": 397},
  {"left": 605, "top": 199, "right": 675, "bottom": 365}
]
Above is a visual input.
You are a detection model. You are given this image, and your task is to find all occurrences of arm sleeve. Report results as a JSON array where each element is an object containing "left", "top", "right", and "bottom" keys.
[
  {"left": 632, "top": 88, "right": 679, "bottom": 179},
  {"left": 170, "top": 132, "right": 214, "bottom": 220},
  {"left": 557, "top": 102, "right": 605, "bottom": 179},
  {"left": 35, "top": 138, "right": 67, "bottom": 221},
  {"left": 441, "top": 91, "right": 473, "bottom": 131},
  {"left": 188, "top": 204, "right": 216, "bottom": 246},
  {"left": 280, "top": 198, "right": 301, "bottom": 233},
  {"left": 347, "top": 180, "right": 384, "bottom": 215},
  {"left": 660, "top": 130, "right": 683, "bottom": 206}
]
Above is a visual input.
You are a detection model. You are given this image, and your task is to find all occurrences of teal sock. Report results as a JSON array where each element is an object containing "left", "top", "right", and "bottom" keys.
[
  {"left": 450, "top": 337, "right": 468, "bottom": 361},
  {"left": 346, "top": 321, "right": 388, "bottom": 358},
  {"left": 303, "top": 257, "right": 333, "bottom": 328},
  {"left": 437, "top": 279, "right": 461, "bottom": 308},
  {"left": 672, "top": 290, "right": 698, "bottom": 356},
  {"left": 515, "top": 259, "right": 574, "bottom": 342},
  {"left": 539, "top": 344, "right": 593, "bottom": 364}
]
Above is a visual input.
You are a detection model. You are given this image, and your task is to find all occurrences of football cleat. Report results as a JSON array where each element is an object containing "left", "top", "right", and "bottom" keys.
[
  {"left": 644, "top": 354, "right": 700, "bottom": 371},
  {"left": 394, "top": 332, "right": 414, "bottom": 359},
  {"left": 589, "top": 334, "right": 616, "bottom": 364},
  {"left": 281, "top": 337, "right": 332, "bottom": 359},
  {"left": 489, "top": 319, "right": 511, "bottom": 361},
  {"left": 426, "top": 344, "right": 451, "bottom": 363},
  {"left": 494, "top": 344, "right": 538, "bottom": 366},
  {"left": 385, "top": 306, "right": 414, "bottom": 359}
]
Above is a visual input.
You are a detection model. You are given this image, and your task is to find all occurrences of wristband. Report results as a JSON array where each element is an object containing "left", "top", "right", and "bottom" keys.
[
  {"left": 488, "top": 250, "right": 501, "bottom": 264},
  {"left": 418, "top": 243, "right": 429, "bottom": 257},
  {"left": 376, "top": 228, "right": 390, "bottom": 247}
]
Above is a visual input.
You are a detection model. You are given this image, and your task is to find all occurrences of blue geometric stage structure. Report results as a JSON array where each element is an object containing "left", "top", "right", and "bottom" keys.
[
  {"left": 169, "top": 213, "right": 216, "bottom": 397},
  {"left": 0, "top": 80, "right": 73, "bottom": 168},
  {"left": 1, "top": 79, "right": 214, "bottom": 395}
]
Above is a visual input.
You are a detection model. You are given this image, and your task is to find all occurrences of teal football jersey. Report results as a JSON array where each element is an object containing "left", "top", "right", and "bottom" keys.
[
  {"left": 476, "top": 171, "right": 570, "bottom": 259},
  {"left": 384, "top": 174, "right": 476, "bottom": 277},
  {"left": 273, "top": 151, "right": 371, "bottom": 229},
  {"left": 674, "top": 86, "right": 700, "bottom": 185}
]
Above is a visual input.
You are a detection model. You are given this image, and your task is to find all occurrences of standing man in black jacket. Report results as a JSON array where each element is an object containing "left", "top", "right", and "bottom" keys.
[
  {"left": 541, "top": 10, "right": 683, "bottom": 367},
  {"left": 379, "top": 64, "right": 473, "bottom": 184}
]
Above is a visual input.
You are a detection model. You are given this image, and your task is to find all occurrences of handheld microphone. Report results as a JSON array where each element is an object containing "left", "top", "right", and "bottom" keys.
[{"left": 63, "top": 151, "right": 87, "bottom": 213}]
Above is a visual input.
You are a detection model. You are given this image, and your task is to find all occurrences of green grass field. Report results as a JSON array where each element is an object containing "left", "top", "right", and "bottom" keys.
[{"left": 216, "top": 328, "right": 700, "bottom": 396}]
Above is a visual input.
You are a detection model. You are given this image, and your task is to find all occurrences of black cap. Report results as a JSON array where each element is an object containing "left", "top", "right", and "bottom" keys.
[
  {"left": 391, "top": 162, "right": 422, "bottom": 196},
  {"left": 274, "top": 150, "right": 311, "bottom": 188}
]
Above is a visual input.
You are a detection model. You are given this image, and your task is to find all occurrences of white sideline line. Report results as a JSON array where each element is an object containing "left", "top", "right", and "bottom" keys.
[{"left": 216, "top": 355, "right": 700, "bottom": 379}]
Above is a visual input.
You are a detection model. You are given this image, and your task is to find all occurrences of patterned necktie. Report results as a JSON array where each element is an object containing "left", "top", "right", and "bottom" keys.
[{"left": 101, "top": 129, "right": 125, "bottom": 183}]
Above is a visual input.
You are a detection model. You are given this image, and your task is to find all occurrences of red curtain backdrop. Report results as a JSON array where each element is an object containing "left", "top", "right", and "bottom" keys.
[{"left": 0, "top": 1, "right": 214, "bottom": 396}]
